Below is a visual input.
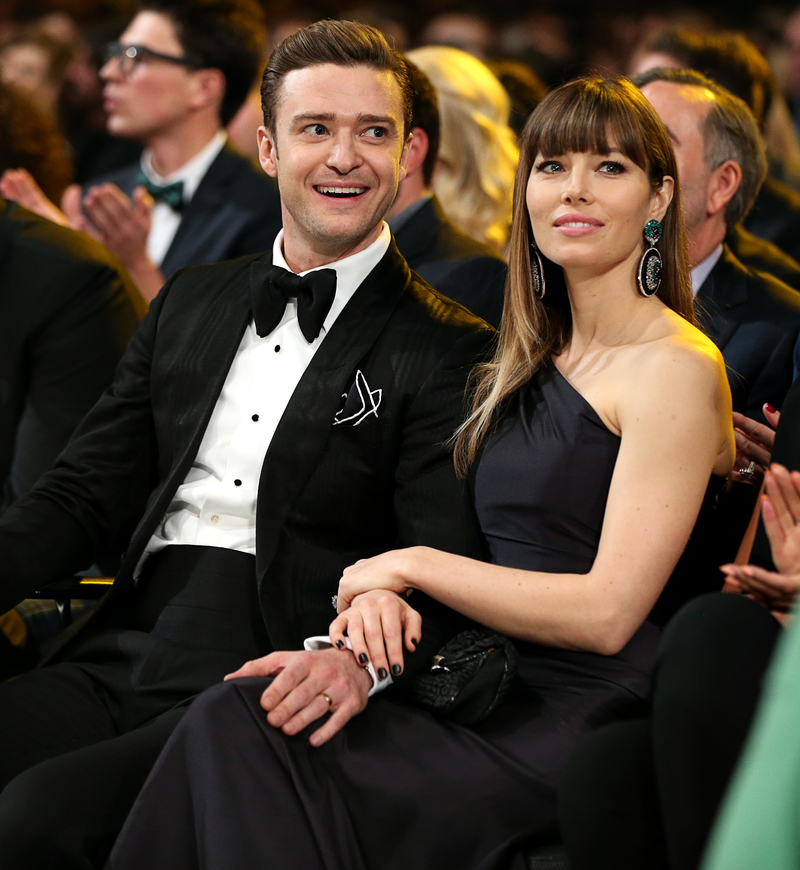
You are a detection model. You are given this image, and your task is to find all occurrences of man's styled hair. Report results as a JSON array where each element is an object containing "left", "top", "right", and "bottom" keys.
[
  {"left": 406, "top": 60, "right": 440, "bottom": 187},
  {"left": 635, "top": 66, "right": 768, "bottom": 229},
  {"left": 139, "top": 0, "right": 266, "bottom": 125},
  {"left": 261, "top": 20, "right": 413, "bottom": 137},
  {"left": 639, "top": 29, "right": 775, "bottom": 128}
]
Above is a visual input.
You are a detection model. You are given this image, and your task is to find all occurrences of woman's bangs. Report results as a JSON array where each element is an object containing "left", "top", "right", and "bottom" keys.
[{"left": 530, "top": 83, "right": 650, "bottom": 170}]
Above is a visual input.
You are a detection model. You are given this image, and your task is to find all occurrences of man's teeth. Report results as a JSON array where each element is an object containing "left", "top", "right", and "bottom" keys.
[{"left": 317, "top": 186, "right": 365, "bottom": 195}]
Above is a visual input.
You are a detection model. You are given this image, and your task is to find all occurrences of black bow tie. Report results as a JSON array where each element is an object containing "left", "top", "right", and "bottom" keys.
[{"left": 250, "top": 263, "right": 337, "bottom": 343}]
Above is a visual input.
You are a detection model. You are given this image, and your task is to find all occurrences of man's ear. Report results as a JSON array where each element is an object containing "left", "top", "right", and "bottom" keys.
[
  {"left": 707, "top": 159, "right": 742, "bottom": 218},
  {"left": 403, "top": 126, "right": 429, "bottom": 179},
  {"left": 188, "top": 68, "right": 226, "bottom": 114},
  {"left": 258, "top": 126, "right": 278, "bottom": 178}
]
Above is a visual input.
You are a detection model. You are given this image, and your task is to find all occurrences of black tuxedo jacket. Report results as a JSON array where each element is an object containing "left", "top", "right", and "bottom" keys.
[
  {"left": 743, "top": 175, "right": 800, "bottom": 264},
  {"left": 393, "top": 196, "right": 507, "bottom": 328},
  {"left": 697, "top": 244, "right": 800, "bottom": 421},
  {"left": 0, "top": 242, "right": 494, "bottom": 673},
  {"left": 0, "top": 200, "right": 141, "bottom": 512},
  {"left": 727, "top": 224, "right": 800, "bottom": 292},
  {"left": 93, "top": 145, "right": 282, "bottom": 277}
]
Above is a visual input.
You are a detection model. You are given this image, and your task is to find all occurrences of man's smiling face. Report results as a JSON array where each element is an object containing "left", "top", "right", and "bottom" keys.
[{"left": 258, "top": 63, "right": 410, "bottom": 269}]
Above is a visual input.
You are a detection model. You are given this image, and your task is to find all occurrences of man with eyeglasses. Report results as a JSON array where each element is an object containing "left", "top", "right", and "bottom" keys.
[{"left": 3, "top": 0, "right": 281, "bottom": 304}]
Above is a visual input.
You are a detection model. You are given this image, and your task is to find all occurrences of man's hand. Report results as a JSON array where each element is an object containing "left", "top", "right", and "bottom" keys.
[
  {"left": 731, "top": 405, "right": 780, "bottom": 485},
  {"left": 0, "top": 168, "right": 69, "bottom": 226},
  {"left": 80, "top": 183, "right": 153, "bottom": 269},
  {"left": 224, "top": 648, "right": 371, "bottom": 747}
]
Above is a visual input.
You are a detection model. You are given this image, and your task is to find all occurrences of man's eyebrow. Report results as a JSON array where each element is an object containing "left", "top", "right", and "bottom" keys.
[
  {"left": 663, "top": 125, "right": 680, "bottom": 146},
  {"left": 358, "top": 114, "right": 397, "bottom": 128},
  {"left": 291, "top": 112, "right": 336, "bottom": 125}
]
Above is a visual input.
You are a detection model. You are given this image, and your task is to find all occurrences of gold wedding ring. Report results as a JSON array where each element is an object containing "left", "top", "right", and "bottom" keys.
[{"left": 321, "top": 692, "right": 333, "bottom": 709}]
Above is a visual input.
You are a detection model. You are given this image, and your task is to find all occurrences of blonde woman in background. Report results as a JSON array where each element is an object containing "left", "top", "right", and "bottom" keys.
[{"left": 407, "top": 45, "right": 519, "bottom": 253}]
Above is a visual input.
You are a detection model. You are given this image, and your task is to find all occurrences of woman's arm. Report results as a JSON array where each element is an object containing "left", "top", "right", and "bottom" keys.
[{"left": 338, "top": 339, "right": 733, "bottom": 657}]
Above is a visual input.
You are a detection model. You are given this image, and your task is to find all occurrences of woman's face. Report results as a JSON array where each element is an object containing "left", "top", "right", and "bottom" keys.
[{"left": 525, "top": 145, "right": 673, "bottom": 276}]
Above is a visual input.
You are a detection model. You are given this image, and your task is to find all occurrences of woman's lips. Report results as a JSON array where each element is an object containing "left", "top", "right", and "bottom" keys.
[{"left": 553, "top": 215, "right": 604, "bottom": 237}]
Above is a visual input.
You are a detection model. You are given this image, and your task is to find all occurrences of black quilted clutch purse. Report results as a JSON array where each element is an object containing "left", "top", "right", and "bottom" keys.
[{"left": 407, "top": 628, "right": 518, "bottom": 725}]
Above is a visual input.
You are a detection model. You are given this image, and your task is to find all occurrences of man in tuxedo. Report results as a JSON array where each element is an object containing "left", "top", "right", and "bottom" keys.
[
  {"left": 8, "top": 0, "right": 282, "bottom": 303},
  {"left": 0, "top": 20, "right": 492, "bottom": 869},
  {"left": 389, "top": 61, "right": 506, "bottom": 327},
  {"left": 638, "top": 68, "right": 800, "bottom": 422}
]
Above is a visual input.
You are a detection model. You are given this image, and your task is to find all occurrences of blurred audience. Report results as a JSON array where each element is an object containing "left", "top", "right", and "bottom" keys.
[
  {"left": 0, "top": 28, "right": 71, "bottom": 121},
  {"left": 0, "top": 82, "right": 73, "bottom": 205},
  {"left": 0, "top": 0, "right": 282, "bottom": 306},
  {"left": 419, "top": 12, "right": 494, "bottom": 58},
  {"left": 486, "top": 59, "right": 547, "bottom": 137},
  {"left": 637, "top": 67, "right": 800, "bottom": 422},
  {"left": 407, "top": 45, "right": 518, "bottom": 254},
  {"left": 388, "top": 61, "right": 506, "bottom": 327},
  {"left": 632, "top": 28, "right": 800, "bottom": 263}
]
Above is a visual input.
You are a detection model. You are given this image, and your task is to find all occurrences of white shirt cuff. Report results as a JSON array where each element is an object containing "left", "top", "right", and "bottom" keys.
[{"left": 303, "top": 635, "right": 393, "bottom": 697}]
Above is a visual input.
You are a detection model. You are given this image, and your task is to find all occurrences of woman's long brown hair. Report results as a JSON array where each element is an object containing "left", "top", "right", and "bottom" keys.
[{"left": 453, "top": 76, "right": 694, "bottom": 477}]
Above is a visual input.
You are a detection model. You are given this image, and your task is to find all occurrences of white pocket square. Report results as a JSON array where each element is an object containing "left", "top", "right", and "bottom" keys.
[{"left": 333, "top": 369, "right": 382, "bottom": 426}]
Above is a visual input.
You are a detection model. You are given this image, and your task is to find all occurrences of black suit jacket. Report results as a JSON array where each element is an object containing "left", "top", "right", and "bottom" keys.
[
  {"left": 727, "top": 224, "right": 800, "bottom": 291},
  {"left": 93, "top": 145, "right": 282, "bottom": 277},
  {"left": 0, "top": 200, "right": 141, "bottom": 512},
  {"left": 0, "top": 242, "right": 494, "bottom": 675},
  {"left": 393, "top": 197, "right": 507, "bottom": 328},
  {"left": 743, "top": 175, "right": 800, "bottom": 264},
  {"left": 697, "top": 244, "right": 800, "bottom": 420}
]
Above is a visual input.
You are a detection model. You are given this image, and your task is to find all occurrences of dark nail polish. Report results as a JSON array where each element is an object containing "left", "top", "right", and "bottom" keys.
[
  {"left": 392, "top": 664, "right": 402, "bottom": 675},
  {"left": 411, "top": 638, "right": 418, "bottom": 647},
  {"left": 335, "top": 640, "right": 344, "bottom": 649},
  {"left": 766, "top": 403, "right": 776, "bottom": 413},
  {"left": 358, "top": 653, "right": 368, "bottom": 664},
  {"left": 378, "top": 667, "right": 388, "bottom": 680}
]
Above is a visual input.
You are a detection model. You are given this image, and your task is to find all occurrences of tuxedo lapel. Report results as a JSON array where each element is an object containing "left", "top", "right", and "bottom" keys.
[
  {"left": 123, "top": 269, "right": 253, "bottom": 568},
  {"left": 254, "top": 243, "right": 411, "bottom": 577},
  {"left": 695, "top": 245, "right": 749, "bottom": 351}
]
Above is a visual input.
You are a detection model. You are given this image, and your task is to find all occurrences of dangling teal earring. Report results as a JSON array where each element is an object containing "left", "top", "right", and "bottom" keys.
[
  {"left": 530, "top": 240, "right": 545, "bottom": 299},
  {"left": 637, "top": 219, "right": 663, "bottom": 297}
]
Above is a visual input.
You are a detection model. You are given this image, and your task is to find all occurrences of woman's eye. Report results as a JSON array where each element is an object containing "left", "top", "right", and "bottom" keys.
[
  {"left": 536, "top": 160, "right": 563, "bottom": 173},
  {"left": 599, "top": 161, "right": 625, "bottom": 174}
]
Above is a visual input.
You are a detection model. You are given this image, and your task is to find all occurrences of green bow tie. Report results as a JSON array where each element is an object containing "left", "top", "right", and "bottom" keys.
[{"left": 136, "top": 172, "right": 184, "bottom": 211}]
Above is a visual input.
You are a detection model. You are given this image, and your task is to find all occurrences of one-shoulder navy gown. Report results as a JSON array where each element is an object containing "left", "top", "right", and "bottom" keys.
[{"left": 106, "top": 364, "right": 662, "bottom": 870}]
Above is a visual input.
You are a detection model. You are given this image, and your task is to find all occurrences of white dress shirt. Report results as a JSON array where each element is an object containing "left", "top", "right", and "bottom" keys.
[
  {"left": 141, "top": 130, "right": 228, "bottom": 267},
  {"left": 690, "top": 243, "right": 724, "bottom": 296},
  {"left": 140, "top": 223, "right": 392, "bottom": 570}
]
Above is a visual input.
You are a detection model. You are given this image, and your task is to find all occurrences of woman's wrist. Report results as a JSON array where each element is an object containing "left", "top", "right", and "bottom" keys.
[{"left": 399, "top": 546, "right": 437, "bottom": 594}]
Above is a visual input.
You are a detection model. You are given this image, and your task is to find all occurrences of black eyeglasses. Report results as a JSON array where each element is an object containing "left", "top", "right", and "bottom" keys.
[{"left": 104, "top": 42, "right": 204, "bottom": 76}]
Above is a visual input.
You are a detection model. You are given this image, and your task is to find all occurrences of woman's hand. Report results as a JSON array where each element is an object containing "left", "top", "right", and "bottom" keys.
[
  {"left": 730, "top": 404, "right": 780, "bottom": 486},
  {"left": 337, "top": 548, "right": 425, "bottom": 612},
  {"left": 719, "top": 563, "right": 799, "bottom": 612},
  {"left": 329, "top": 590, "right": 421, "bottom": 681}
]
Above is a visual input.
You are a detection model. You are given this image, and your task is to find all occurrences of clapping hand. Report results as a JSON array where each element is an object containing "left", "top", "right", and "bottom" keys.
[
  {"left": 721, "top": 463, "right": 800, "bottom": 611},
  {"left": 0, "top": 168, "right": 70, "bottom": 226}
]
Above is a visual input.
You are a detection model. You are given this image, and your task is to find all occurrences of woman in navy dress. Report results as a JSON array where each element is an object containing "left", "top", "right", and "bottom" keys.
[{"left": 106, "top": 77, "right": 735, "bottom": 870}]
